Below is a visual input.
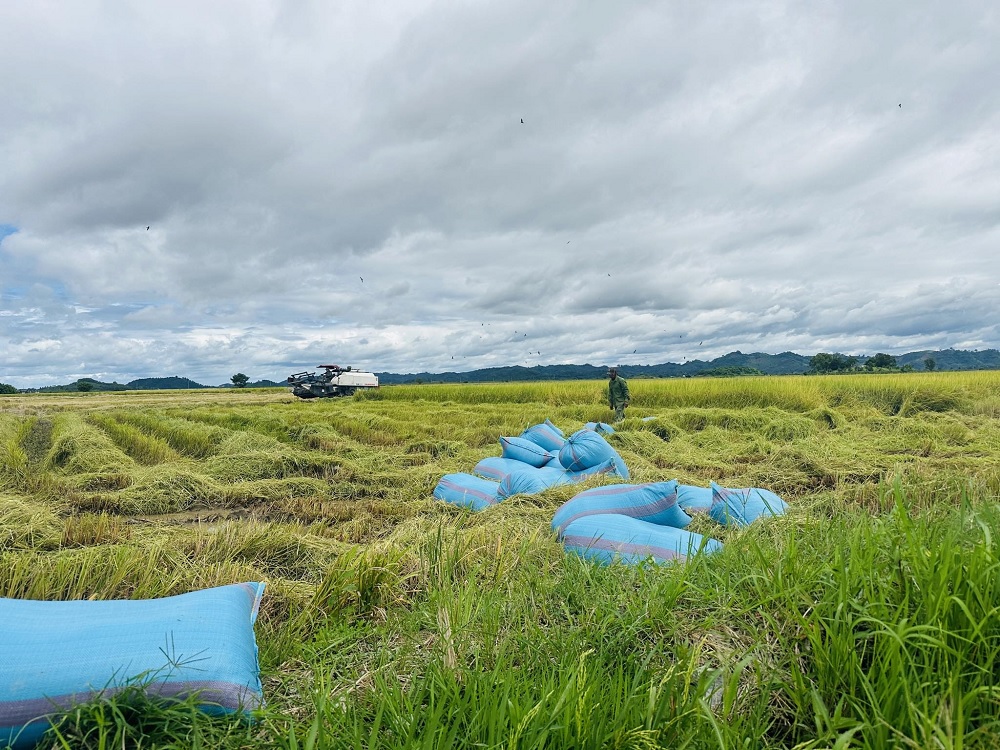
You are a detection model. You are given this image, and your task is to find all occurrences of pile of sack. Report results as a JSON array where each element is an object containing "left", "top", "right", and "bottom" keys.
[
  {"left": 432, "top": 419, "right": 788, "bottom": 566},
  {"left": 551, "top": 480, "right": 787, "bottom": 565},
  {"left": 433, "top": 420, "right": 628, "bottom": 511}
]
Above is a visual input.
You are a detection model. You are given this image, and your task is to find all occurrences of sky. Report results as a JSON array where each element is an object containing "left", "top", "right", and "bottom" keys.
[{"left": 1, "top": 1, "right": 998, "bottom": 388}]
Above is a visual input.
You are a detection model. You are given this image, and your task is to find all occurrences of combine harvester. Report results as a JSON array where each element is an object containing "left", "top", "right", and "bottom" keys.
[{"left": 286, "top": 364, "right": 378, "bottom": 399}]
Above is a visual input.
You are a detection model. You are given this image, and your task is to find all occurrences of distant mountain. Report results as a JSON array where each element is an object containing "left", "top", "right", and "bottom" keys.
[
  {"left": 378, "top": 349, "right": 1000, "bottom": 383},
  {"left": 24, "top": 375, "right": 210, "bottom": 393},
  {"left": 895, "top": 349, "right": 1000, "bottom": 371},
  {"left": 127, "top": 376, "right": 208, "bottom": 390},
  {"left": 218, "top": 379, "right": 284, "bottom": 388},
  {"left": 11, "top": 349, "right": 1000, "bottom": 392},
  {"left": 33, "top": 377, "right": 129, "bottom": 393},
  {"left": 22, "top": 376, "right": 291, "bottom": 393},
  {"left": 376, "top": 351, "right": 813, "bottom": 383}
]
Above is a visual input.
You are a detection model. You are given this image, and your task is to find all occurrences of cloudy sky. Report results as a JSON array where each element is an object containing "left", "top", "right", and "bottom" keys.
[{"left": 1, "top": 1, "right": 998, "bottom": 387}]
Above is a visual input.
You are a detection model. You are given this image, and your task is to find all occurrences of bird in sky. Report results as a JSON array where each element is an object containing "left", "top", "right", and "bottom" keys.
[
  {"left": 633, "top": 349, "right": 637, "bottom": 353},
  {"left": 899, "top": 103, "right": 902, "bottom": 108},
  {"left": 566, "top": 240, "right": 570, "bottom": 244},
  {"left": 146, "top": 226, "right": 149, "bottom": 230},
  {"left": 520, "top": 118, "right": 524, "bottom": 123},
  {"left": 360, "top": 277, "right": 364, "bottom": 282},
  {"left": 699, "top": 341, "right": 703, "bottom": 345}
]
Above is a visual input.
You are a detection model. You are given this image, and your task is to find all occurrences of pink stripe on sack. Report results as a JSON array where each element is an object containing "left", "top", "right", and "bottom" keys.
[
  {"left": 562, "top": 535, "right": 685, "bottom": 561},
  {"left": 439, "top": 478, "right": 496, "bottom": 504}
]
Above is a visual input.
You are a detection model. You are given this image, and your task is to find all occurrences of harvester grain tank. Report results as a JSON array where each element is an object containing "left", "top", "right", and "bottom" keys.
[{"left": 287, "top": 365, "right": 379, "bottom": 399}]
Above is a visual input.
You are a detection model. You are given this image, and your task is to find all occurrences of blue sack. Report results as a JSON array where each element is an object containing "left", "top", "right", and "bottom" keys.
[
  {"left": 497, "top": 470, "right": 565, "bottom": 500},
  {"left": 563, "top": 458, "right": 623, "bottom": 482},
  {"left": 1, "top": 582, "right": 265, "bottom": 750},
  {"left": 544, "top": 418, "right": 564, "bottom": 437},
  {"left": 433, "top": 473, "right": 500, "bottom": 511},
  {"left": 551, "top": 481, "right": 689, "bottom": 535},
  {"left": 499, "top": 436, "right": 553, "bottom": 468},
  {"left": 560, "top": 514, "right": 722, "bottom": 565},
  {"left": 709, "top": 482, "right": 788, "bottom": 526},
  {"left": 557, "top": 430, "right": 630, "bottom": 479},
  {"left": 472, "top": 457, "right": 540, "bottom": 482},
  {"left": 676, "top": 484, "right": 714, "bottom": 514},
  {"left": 584, "top": 421, "right": 616, "bottom": 435},
  {"left": 520, "top": 423, "right": 566, "bottom": 452}
]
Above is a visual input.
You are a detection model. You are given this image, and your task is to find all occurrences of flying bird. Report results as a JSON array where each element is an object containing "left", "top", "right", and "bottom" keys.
[
  {"left": 633, "top": 349, "right": 637, "bottom": 353},
  {"left": 146, "top": 226, "right": 149, "bottom": 230},
  {"left": 898, "top": 103, "right": 902, "bottom": 108},
  {"left": 520, "top": 118, "right": 524, "bottom": 123},
  {"left": 699, "top": 341, "right": 702, "bottom": 345},
  {"left": 360, "top": 277, "right": 364, "bottom": 282}
]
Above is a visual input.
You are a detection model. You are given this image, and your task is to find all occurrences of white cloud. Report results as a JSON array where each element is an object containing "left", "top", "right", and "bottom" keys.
[{"left": 1, "top": 0, "right": 999, "bottom": 387}]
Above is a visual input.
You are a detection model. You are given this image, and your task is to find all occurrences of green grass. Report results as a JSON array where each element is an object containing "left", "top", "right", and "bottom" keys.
[{"left": 1, "top": 373, "right": 999, "bottom": 748}]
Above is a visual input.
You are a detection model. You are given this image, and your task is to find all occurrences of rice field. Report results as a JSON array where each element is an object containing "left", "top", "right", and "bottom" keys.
[{"left": 2, "top": 372, "right": 999, "bottom": 748}]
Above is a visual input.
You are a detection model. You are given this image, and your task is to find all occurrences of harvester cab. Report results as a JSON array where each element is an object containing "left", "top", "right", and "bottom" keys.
[{"left": 287, "top": 365, "right": 379, "bottom": 399}]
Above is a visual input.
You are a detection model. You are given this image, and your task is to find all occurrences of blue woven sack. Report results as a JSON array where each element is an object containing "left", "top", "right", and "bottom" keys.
[
  {"left": 472, "top": 456, "right": 539, "bottom": 482},
  {"left": 433, "top": 473, "right": 500, "bottom": 511},
  {"left": 676, "top": 484, "right": 714, "bottom": 514},
  {"left": 709, "top": 482, "right": 788, "bottom": 526},
  {"left": 1, "top": 582, "right": 265, "bottom": 749},
  {"left": 497, "top": 470, "right": 565, "bottom": 500},
  {"left": 551, "top": 481, "right": 689, "bottom": 534},
  {"left": 520, "top": 423, "right": 566, "bottom": 452},
  {"left": 560, "top": 514, "right": 722, "bottom": 565},
  {"left": 563, "top": 458, "right": 623, "bottom": 482},
  {"left": 557, "top": 430, "right": 630, "bottom": 479},
  {"left": 499, "top": 436, "right": 553, "bottom": 468}
]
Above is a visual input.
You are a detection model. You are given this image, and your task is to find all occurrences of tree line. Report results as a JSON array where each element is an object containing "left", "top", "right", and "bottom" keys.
[{"left": 808, "top": 352, "right": 935, "bottom": 374}]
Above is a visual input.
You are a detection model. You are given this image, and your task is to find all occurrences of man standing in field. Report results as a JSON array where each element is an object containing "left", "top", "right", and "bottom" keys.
[{"left": 608, "top": 367, "right": 630, "bottom": 422}]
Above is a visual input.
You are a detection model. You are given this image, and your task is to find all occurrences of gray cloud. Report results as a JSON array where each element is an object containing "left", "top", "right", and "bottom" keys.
[{"left": 1, "top": 0, "right": 999, "bottom": 387}]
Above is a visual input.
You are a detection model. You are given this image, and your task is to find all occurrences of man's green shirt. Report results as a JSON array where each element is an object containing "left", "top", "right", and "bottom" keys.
[{"left": 609, "top": 377, "right": 630, "bottom": 407}]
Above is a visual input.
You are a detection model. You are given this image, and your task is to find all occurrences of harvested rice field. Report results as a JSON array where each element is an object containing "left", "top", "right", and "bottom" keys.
[{"left": 2, "top": 372, "right": 999, "bottom": 748}]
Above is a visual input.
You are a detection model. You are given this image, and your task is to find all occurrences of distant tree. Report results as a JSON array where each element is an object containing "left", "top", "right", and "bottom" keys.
[
  {"left": 76, "top": 380, "right": 94, "bottom": 392},
  {"left": 699, "top": 366, "right": 765, "bottom": 377},
  {"left": 231, "top": 373, "right": 250, "bottom": 388},
  {"left": 809, "top": 353, "right": 857, "bottom": 374},
  {"left": 865, "top": 353, "right": 897, "bottom": 370},
  {"left": 924, "top": 357, "right": 936, "bottom": 372},
  {"left": 0, "top": 383, "right": 17, "bottom": 394}
]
